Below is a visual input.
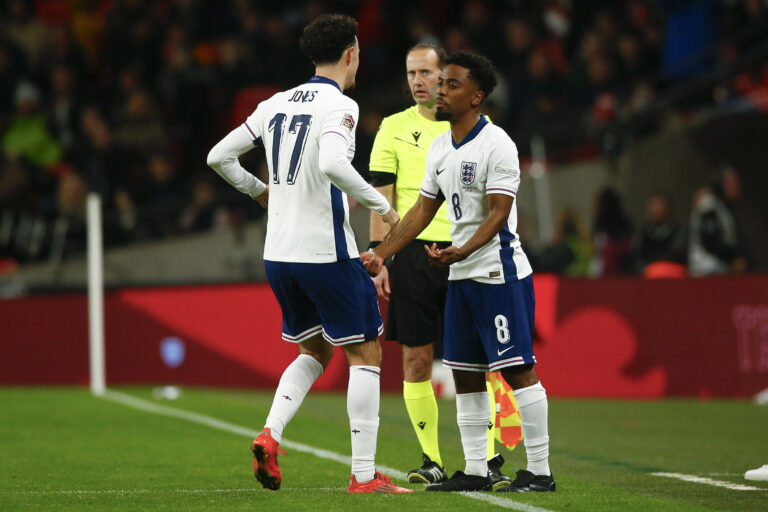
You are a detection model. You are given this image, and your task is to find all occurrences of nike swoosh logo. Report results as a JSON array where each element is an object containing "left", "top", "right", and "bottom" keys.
[
  {"left": 497, "top": 345, "right": 515, "bottom": 356},
  {"left": 435, "top": 168, "right": 445, "bottom": 175},
  {"left": 393, "top": 137, "right": 424, "bottom": 149}
]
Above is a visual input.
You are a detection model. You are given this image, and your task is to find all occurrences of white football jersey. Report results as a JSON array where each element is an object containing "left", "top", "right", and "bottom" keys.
[
  {"left": 244, "top": 77, "right": 362, "bottom": 263},
  {"left": 420, "top": 117, "right": 532, "bottom": 283}
]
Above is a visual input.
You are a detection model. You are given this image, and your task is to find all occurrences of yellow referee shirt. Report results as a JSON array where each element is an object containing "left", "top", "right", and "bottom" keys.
[{"left": 369, "top": 105, "right": 451, "bottom": 242}]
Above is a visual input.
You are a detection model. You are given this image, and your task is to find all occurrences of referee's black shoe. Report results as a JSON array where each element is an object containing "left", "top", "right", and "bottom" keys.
[
  {"left": 497, "top": 469, "right": 556, "bottom": 492},
  {"left": 425, "top": 471, "right": 491, "bottom": 492},
  {"left": 487, "top": 453, "right": 512, "bottom": 490},
  {"left": 407, "top": 454, "right": 447, "bottom": 483}
]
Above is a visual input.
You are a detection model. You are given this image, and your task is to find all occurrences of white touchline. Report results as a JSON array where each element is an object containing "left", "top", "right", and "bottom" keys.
[
  {"left": 11, "top": 487, "right": 346, "bottom": 495},
  {"left": 651, "top": 472, "right": 763, "bottom": 491},
  {"left": 459, "top": 492, "right": 556, "bottom": 512},
  {"left": 100, "top": 390, "right": 556, "bottom": 512}
]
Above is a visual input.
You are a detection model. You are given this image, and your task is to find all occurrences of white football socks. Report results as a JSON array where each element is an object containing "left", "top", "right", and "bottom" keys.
[
  {"left": 514, "top": 381, "right": 551, "bottom": 476},
  {"left": 456, "top": 391, "right": 491, "bottom": 477},
  {"left": 264, "top": 354, "right": 324, "bottom": 443},
  {"left": 347, "top": 365, "right": 381, "bottom": 483}
]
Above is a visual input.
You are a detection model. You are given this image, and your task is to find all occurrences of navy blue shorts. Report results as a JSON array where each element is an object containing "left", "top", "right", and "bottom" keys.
[
  {"left": 443, "top": 275, "right": 536, "bottom": 372},
  {"left": 265, "top": 259, "right": 383, "bottom": 345}
]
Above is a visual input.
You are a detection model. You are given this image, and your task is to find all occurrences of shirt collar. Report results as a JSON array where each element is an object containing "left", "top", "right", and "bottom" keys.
[
  {"left": 452, "top": 115, "right": 489, "bottom": 149},
  {"left": 307, "top": 75, "right": 341, "bottom": 91}
]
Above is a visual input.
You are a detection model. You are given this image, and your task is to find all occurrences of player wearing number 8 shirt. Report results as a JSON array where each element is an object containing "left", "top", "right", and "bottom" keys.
[
  {"left": 366, "top": 51, "right": 555, "bottom": 493},
  {"left": 206, "top": 14, "right": 410, "bottom": 495}
]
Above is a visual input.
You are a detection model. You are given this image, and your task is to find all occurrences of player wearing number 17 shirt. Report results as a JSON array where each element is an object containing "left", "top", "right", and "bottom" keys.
[
  {"left": 206, "top": 14, "right": 410, "bottom": 495},
  {"left": 366, "top": 51, "right": 555, "bottom": 493}
]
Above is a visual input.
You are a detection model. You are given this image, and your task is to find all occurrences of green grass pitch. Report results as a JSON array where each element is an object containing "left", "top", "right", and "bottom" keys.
[{"left": 1, "top": 387, "right": 766, "bottom": 511}]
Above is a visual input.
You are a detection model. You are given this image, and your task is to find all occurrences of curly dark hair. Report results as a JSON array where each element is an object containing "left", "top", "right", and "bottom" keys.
[
  {"left": 299, "top": 14, "right": 358, "bottom": 65},
  {"left": 445, "top": 51, "right": 498, "bottom": 102}
]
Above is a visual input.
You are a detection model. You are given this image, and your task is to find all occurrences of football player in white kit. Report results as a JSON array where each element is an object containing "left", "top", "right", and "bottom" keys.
[
  {"left": 206, "top": 14, "right": 410, "bottom": 494},
  {"left": 365, "top": 51, "right": 555, "bottom": 493}
]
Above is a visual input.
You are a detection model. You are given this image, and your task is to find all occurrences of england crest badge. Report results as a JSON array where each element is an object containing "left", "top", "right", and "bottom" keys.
[{"left": 460, "top": 161, "right": 477, "bottom": 186}]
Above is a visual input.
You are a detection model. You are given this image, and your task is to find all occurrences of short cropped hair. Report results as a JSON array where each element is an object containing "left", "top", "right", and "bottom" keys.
[
  {"left": 406, "top": 42, "right": 447, "bottom": 68},
  {"left": 299, "top": 14, "right": 358, "bottom": 65},
  {"left": 445, "top": 51, "right": 498, "bottom": 101}
]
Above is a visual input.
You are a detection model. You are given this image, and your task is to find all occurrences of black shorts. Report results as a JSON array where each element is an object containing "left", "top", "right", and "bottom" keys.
[{"left": 386, "top": 239, "right": 450, "bottom": 353}]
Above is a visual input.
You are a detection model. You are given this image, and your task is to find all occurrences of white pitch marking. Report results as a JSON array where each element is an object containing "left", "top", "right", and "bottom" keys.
[
  {"left": 16, "top": 489, "right": 258, "bottom": 495},
  {"left": 460, "top": 491, "right": 557, "bottom": 512},
  {"left": 101, "top": 390, "right": 407, "bottom": 480},
  {"left": 100, "top": 390, "right": 555, "bottom": 511},
  {"left": 12, "top": 487, "right": 345, "bottom": 496},
  {"left": 652, "top": 472, "right": 764, "bottom": 491}
]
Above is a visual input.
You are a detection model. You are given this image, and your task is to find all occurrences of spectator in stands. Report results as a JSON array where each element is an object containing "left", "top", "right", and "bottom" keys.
[
  {"left": 514, "top": 87, "right": 583, "bottom": 158},
  {"left": 501, "top": 18, "right": 535, "bottom": 128},
  {"left": 623, "top": 81, "right": 656, "bottom": 122},
  {"left": 47, "top": 64, "right": 82, "bottom": 158},
  {"left": 0, "top": 43, "right": 23, "bottom": 125},
  {"left": 631, "top": 193, "right": 687, "bottom": 275},
  {"left": 113, "top": 89, "right": 166, "bottom": 157},
  {"left": 508, "top": 45, "right": 564, "bottom": 133},
  {"left": 214, "top": 37, "right": 256, "bottom": 114},
  {"left": 616, "top": 32, "right": 652, "bottom": 82},
  {"left": 2, "top": 81, "right": 62, "bottom": 209},
  {"left": 179, "top": 178, "right": 224, "bottom": 233},
  {"left": 102, "top": 0, "right": 161, "bottom": 78},
  {"left": 56, "top": 171, "right": 88, "bottom": 256},
  {"left": 590, "top": 187, "right": 633, "bottom": 276},
  {"left": 463, "top": 0, "right": 503, "bottom": 62},
  {"left": 133, "top": 153, "right": 184, "bottom": 238},
  {"left": 2, "top": 82, "right": 62, "bottom": 170},
  {"left": 531, "top": 208, "right": 591, "bottom": 276},
  {"left": 39, "top": 24, "right": 88, "bottom": 79},
  {"left": 0, "top": 155, "right": 29, "bottom": 210},
  {"left": 76, "top": 110, "right": 131, "bottom": 214},
  {"left": 155, "top": 35, "right": 214, "bottom": 169},
  {"left": 3, "top": 0, "right": 47, "bottom": 74},
  {"left": 688, "top": 166, "right": 748, "bottom": 276},
  {"left": 726, "top": 0, "right": 768, "bottom": 52}
]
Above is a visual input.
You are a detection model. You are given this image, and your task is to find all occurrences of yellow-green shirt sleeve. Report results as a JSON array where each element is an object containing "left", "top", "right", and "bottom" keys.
[{"left": 368, "top": 117, "right": 397, "bottom": 176}]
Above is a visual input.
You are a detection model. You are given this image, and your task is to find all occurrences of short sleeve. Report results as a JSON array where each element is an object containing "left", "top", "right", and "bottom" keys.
[
  {"left": 419, "top": 144, "right": 441, "bottom": 200},
  {"left": 485, "top": 132, "right": 520, "bottom": 198},
  {"left": 321, "top": 98, "right": 358, "bottom": 147},
  {"left": 243, "top": 104, "right": 263, "bottom": 146},
  {"left": 368, "top": 117, "right": 397, "bottom": 175}
]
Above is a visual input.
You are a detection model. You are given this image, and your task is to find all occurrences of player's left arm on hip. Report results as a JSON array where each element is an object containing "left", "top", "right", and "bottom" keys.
[{"left": 206, "top": 125, "right": 266, "bottom": 197}]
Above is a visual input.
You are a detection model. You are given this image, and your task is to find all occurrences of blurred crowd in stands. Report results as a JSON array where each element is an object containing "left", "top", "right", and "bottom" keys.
[
  {"left": 0, "top": 0, "right": 765, "bottom": 277},
  {"left": 529, "top": 164, "right": 751, "bottom": 278}
]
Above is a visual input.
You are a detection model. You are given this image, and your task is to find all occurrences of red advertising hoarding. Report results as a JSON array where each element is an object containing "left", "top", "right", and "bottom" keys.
[{"left": 2, "top": 275, "right": 767, "bottom": 397}]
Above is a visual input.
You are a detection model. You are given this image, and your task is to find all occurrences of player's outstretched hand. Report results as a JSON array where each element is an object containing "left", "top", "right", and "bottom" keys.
[
  {"left": 252, "top": 186, "right": 269, "bottom": 208},
  {"left": 361, "top": 250, "right": 383, "bottom": 276},
  {"left": 372, "top": 264, "right": 391, "bottom": 300},
  {"left": 424, "top": 243, "right": 465, "bottom": 267},
  {"left": 380, "top": 208, "right": 399, "bottom": 228}
]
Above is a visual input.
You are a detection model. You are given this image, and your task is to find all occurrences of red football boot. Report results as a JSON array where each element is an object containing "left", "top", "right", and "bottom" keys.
[
  {"left": 347, "top": 471, "right": 413, "bottom": 494},
  {"left": 251, "top": 428, "right": 287, "bottom": 490}
]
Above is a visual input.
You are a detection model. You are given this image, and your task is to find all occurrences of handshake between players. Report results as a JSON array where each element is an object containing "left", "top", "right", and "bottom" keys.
[{"left": 362, "top": 210, "right": 465, "bottom": 276}]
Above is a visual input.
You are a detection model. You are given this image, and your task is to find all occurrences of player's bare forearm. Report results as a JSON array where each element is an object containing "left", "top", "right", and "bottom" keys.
[
  {"left": 369, "top": 184, "right": 395, "bottom": 242},
  {"left": 374, "top": 195, "right": 440, "bottom": 260},
  {"left": 437, "top": 194, "right": 514, "bottom": 264}
]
